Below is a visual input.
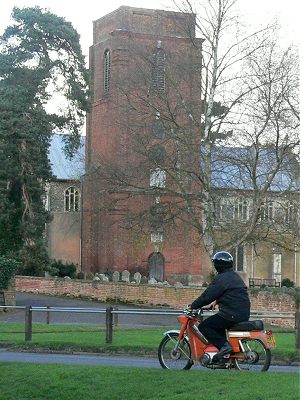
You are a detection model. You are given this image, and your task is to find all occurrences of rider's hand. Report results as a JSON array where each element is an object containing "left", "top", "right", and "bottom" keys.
[
  {"left": 207, "top": 300, "right": 217, "bottom": 310},
  {"left": 186, "top": 304, "right": 193, "bottom": 312}
]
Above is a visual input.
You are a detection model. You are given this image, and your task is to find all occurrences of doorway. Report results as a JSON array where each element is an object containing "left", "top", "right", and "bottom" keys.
[{"left": 148, "top": 252, "right": 164, "bottom": 282}]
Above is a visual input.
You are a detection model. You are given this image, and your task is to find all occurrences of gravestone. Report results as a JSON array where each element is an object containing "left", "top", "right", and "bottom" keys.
[
  {"left": 121, "top": 270, "right": 130, "bottom": 283},
  {"left": 133, "top": 272, "right": 142, "bottom": 284},
  {"left": 140, "top": 276, "right": 148, "bottom": 284},
  {"left": 112, "top": 271, "right": 120, "bottom": 283}
]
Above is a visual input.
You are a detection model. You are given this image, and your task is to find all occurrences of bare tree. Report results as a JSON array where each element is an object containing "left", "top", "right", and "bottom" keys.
[{"left": 86, "top": 1, "right": 299, "bottom": 269}]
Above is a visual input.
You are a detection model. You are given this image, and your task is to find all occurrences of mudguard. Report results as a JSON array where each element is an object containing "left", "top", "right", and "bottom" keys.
[{"left": 163, "top": 329, "right": 189, "bottom": 340}]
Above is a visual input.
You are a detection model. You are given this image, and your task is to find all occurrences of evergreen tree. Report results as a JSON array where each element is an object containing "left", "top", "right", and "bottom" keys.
[{"left": 0, "top": 7, "right": 89, "bottom": 275}]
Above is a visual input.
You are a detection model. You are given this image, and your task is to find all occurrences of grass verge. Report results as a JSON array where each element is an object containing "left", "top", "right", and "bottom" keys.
[
  {"left": 0, "top": 363, "right": 298, "bottom": 400},
  {"left": 0, "top": 322, "right": 298, "bottom": 363}
]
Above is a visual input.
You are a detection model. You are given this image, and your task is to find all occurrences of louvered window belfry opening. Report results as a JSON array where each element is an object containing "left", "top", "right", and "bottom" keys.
[
  {"left": 104, "top": 49, "right": 111, "bottom": 95},
  {"left": 151, "top": 41, "right": 165, "bottom": 92}
]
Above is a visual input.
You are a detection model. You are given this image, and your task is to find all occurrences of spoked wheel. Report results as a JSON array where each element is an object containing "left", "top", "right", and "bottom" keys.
[
  {"left": 234, "top": 339, "right": 271, "bottom": 371},
  {"left": 158, "top": 332, "right": 193, "bottom": 370}
]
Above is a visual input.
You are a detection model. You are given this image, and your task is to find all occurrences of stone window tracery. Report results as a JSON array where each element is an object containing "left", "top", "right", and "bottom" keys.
[{"left": 64, "top": 186, "right": 80, "bottom": 212}]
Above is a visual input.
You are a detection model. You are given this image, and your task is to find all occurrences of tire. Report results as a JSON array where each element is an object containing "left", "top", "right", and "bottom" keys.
[
  {"left": 234, "top": 338, "right": 271, "bottom": 371},
  {"left": 158, "top": 332, "right": 193, "bottom": 370}
]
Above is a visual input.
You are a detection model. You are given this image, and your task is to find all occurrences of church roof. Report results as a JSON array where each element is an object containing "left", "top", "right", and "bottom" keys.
[
  {"left": 48, "top": 134, "right": 85, "bottom": 180},
  {"left": 210, "top": 146, "right": 300, "bottom": 192}
]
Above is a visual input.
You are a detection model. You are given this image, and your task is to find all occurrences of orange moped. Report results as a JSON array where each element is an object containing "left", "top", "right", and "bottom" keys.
[{"left": 158, "top": 308, "right": 276, "bottom": 371}]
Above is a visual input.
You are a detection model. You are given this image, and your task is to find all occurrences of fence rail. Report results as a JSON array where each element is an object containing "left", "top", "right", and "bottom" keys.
[{"left": 0, "top": 305, "right": 297, "bottom": 344}]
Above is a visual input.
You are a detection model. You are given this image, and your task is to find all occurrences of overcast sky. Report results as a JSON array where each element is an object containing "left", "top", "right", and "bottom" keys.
[{"left": 1, "top": 0, "right": 299, "bottom": 59}]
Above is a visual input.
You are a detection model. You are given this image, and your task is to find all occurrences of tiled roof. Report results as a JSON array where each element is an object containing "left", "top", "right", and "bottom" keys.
[
  {"left": 48, "top": 135, "right": 85, "bottom": 180},
  {"left": 207, "top": 146, "right": 300, "bottom": 192}
]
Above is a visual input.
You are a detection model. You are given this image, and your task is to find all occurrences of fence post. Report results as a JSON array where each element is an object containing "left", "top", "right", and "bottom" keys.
[
  {"left": 106, "top": 306, "right": 113, "bottom": 344},
  {"left": 25, "top": 305, "right": 32, "bottom": 341},
  {"left": 295, "top": 310, "right": 300, "bottom": 350}
]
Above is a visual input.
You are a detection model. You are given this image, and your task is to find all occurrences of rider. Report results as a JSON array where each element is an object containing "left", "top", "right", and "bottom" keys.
[{"left": 188, "top": 251, "right": 250, "bottom": 359}]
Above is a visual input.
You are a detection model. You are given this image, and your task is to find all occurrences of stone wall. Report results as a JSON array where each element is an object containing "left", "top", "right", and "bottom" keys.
[
  {"left": 16, "top": 276, "right": 297, "bottom": 327},
  {"left": 47, "top": 180, "right": 81, "bottom": 265}
]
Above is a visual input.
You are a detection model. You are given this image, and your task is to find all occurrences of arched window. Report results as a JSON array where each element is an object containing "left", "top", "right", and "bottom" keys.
[
  {"left": 104, "top": 49, "right": 111, "bottom": 95},
  {"left": 64, "top": 187, "right": 80, "bottom": 212},
  {"left": 151, "top": 42, "right": 165, "bottom": 92}
]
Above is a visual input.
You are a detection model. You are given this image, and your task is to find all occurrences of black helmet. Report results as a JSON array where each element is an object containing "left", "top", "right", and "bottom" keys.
[{"left": 212, "top": 251, "right": 233, "bottom": 272}]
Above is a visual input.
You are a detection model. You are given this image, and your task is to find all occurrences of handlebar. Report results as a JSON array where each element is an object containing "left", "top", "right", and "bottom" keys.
[
  {"left": 183, "top": 307, "right": 213, "bottom": 317},
  {"left": 183, "top": 309, "right": 199, "bottom": 317}
]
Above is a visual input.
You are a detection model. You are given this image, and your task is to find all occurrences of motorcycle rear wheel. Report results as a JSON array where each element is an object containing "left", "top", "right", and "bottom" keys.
[
  {"left": 158, "top": 332, "right": 193, "bottom": 370},
  {"left": 234, "top": 338, "right": 271, "bottom": 371}
]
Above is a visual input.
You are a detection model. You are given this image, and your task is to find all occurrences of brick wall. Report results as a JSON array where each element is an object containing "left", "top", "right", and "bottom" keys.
[{"left": 16, "top": 276, "right": 296, "bottom": 327}]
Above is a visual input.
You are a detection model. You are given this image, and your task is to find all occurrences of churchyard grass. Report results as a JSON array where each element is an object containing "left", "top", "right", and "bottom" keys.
[
  {"left": 0, "top": 363, "right": 298, "bottom": 400},
  {"left": 0, "top": 322, "right": 298, "bottom": 362}
]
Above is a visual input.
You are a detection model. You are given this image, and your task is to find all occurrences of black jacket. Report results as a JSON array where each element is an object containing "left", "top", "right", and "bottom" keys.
[{"left": 190, "top": 269, "right": 250, "bottom": 322}]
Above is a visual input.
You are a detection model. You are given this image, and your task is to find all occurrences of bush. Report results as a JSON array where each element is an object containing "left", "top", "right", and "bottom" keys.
[
  {"left": 281, "top": 278, "right": 294, "bottom": 288},
  {"left": 0, "top": 256, "right": 19, "bottom": 289},
  {"left": 50, "top": 260, "right": 77, "bottom": 278},
  {"left": 19, "top": 243, "right": 50, "bottom": 277}
]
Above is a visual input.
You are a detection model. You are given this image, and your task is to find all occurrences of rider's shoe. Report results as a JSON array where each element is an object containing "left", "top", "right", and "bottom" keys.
[{"left": 213, "top": 342, "right": 233, "bottom": 360}]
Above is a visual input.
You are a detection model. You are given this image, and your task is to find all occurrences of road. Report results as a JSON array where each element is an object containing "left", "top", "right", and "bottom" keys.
[{"left": 0, "top": 350, "right": 298, "bottom": 372}]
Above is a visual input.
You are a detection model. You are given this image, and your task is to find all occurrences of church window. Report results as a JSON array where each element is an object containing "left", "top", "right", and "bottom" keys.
[
  {"left": 259, "top": 201, "right": 274, "bottom": 222},
  {"left": 231, "top": 245, "right": 245, "bottom": 272},
  {"left": 64, "top": 186, "right": 80, "bottom": 212}
]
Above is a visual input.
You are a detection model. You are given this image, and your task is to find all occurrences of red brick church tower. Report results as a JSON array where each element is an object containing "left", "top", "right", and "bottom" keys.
[{"left": 82, "top": 6, "right": 211, "bottom": 284}]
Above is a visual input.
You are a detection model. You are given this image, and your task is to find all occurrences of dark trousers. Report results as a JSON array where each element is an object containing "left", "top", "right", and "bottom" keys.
[{"left": 198, "top": 313, "right": 234, "bottom": 349}]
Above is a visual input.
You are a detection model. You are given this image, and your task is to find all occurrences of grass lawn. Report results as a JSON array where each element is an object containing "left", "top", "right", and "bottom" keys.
[
  {"left": 0, "top": 322, "right": 298, "bottom": 362},
  {"left": 0, "top": 363, "right": 299, "bottom": 400}
]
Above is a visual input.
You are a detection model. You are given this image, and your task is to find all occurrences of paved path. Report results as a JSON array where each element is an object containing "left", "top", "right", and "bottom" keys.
[
  {"left": 0, "top": 351, "right": 298, "bottom": 372},
  {"left": 0, "top": 292, "right": 178, "bottom": 326}
]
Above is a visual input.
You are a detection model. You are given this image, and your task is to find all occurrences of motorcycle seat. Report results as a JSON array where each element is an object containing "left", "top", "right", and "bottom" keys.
[{"left": 229, "top": 320, "right": 264, "bottom": 331}]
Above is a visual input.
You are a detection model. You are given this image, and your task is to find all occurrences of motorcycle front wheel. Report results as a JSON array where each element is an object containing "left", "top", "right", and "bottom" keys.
[
  {"left": 234, "top": 338, "right": 271, "bottom": 371},
  {"left": 158, "top": 332, "right": 193, "bottom": 370}
]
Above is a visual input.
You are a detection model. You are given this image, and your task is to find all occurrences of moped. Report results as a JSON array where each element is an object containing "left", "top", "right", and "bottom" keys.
[{"left": 158, "top": 308, "right": 276, "bottom": 371}]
